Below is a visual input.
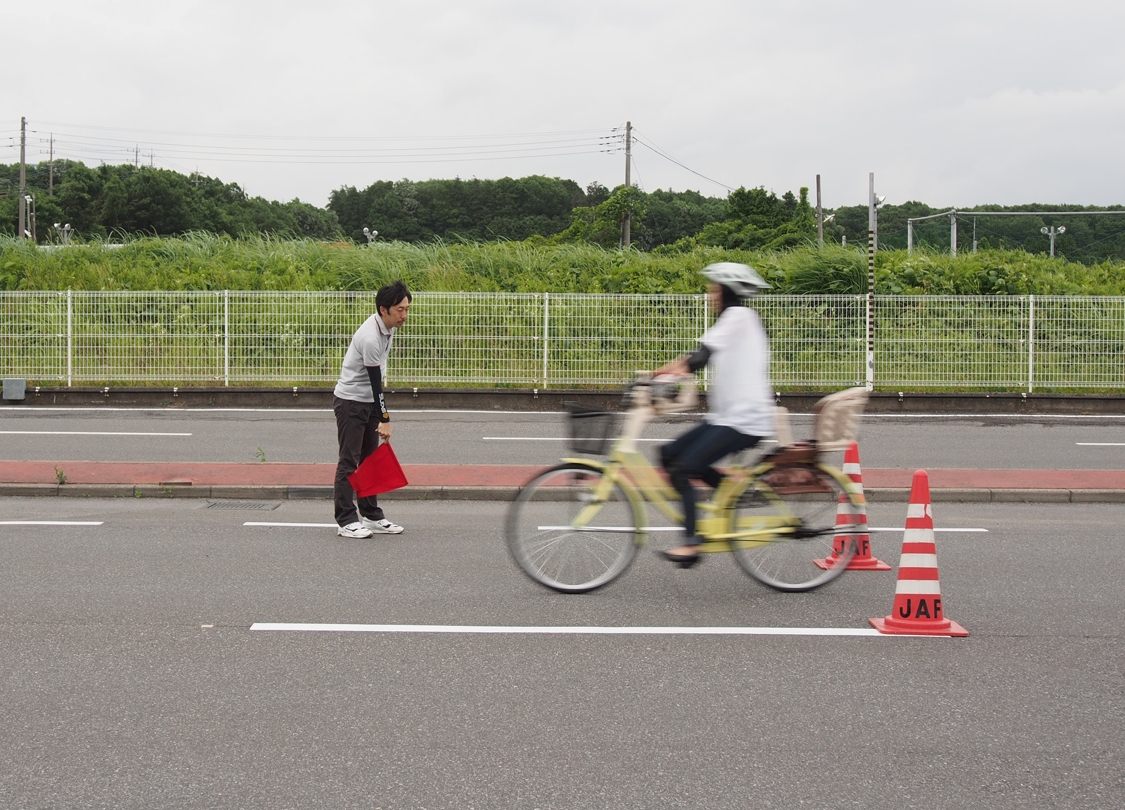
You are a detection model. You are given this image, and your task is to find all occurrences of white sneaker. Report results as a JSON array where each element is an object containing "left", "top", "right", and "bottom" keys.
[
  {"left": 337, "top": 521, "right": 373, "bottom": 538},
  {"left": 361, "top": 516, "right": 404, "bottom": 534}
]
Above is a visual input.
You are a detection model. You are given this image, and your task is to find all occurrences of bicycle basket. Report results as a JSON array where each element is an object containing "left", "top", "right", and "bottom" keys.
[
  {"left": 564, "top": 403, "right": 620, "bottom": 455},
  {"left": 812, "top": 387, "right": 868, "bottom": 451}
]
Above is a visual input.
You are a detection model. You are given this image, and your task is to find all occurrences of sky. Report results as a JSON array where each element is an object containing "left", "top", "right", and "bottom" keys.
[{"left": 5, "top": 0, "right": 1125, "bottom": 210}]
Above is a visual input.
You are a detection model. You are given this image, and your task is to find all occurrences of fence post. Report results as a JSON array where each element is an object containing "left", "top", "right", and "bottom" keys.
[
  {"left": 701, "top": 293, "right": 710, "bottom": 391},
  {"left": 1028, "top": 294, "right": 1035, "bottom": 394},
  {"left": 223, "top": 290, "right": 230, "bottom": 387},
  {"left": 66, "top": 288, "right": 72, "bottom": 387},
  {"left": 542, "top": 293, "right": 550, "bottom": 388}
]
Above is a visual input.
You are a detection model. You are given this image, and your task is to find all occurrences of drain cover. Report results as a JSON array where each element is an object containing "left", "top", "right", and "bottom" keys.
[{"left": 206, "top": 501, "right": 281, "bottom": 510}]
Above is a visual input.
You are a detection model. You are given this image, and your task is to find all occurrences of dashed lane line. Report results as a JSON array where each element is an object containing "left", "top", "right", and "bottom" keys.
[
  {"left": 244, "top": 522, "right": 337, "bottom": 528},
  {"left": 250, "top": 622, "right": 903, "bottom": 637},
  {"left": 0, "top": 431, "right": 191, "bottom": 436},
  {"left": 0, "top": 520, "right": 104, "bottom": 526}
]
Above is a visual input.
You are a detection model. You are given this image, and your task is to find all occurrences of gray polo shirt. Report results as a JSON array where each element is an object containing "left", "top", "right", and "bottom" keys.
[{"left": 333, "top": 313, "right": 395, "bottom": 402}]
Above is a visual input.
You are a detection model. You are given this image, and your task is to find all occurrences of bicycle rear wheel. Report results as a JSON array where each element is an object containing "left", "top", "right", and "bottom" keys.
[
  {"left": 728, "top": 465, "right": 859, "bottom": 592},
  {"left": 505, "top": 463, "right": 640, "bottom": 593}
]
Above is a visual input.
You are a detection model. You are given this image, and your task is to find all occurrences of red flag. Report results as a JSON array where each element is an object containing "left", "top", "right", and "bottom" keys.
[{"left": 347, "top": 442, "right": 409, "bottom": 497}]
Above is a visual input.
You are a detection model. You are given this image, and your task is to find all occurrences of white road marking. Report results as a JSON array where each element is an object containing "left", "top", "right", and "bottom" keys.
[
  {"left": 244, "top": 522, "right": 337, "bottom": 528},
  {"left": 537, "top": 525, "right": 984, "bottom": 534},
  {"left": 250, "top": 622, "right": 908, "bottom": 637},
  {"left": 1076, "top": 442, "right": 1125, "bottom": 446},
  {"left": 484, "top": 436, "right": 665, "bottom": 442},
  {"left": 484, "top": 436, "right": 777, "bottom": 444},
  {"left": 0, "top": 520, "right": 104, "bottom": 526},
  {"left": 537, "top": 525, "right": 681, "bottom": 532},
  {"left": 0, "top": 430, "right": 191, "bottom": 436},
  {"left": 870, "top": 527, "right": 988, "bottom": 533}
]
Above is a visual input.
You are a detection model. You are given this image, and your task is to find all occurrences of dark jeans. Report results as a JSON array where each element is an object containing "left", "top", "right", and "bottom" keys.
[
  {"left": 660, "top": 423, "right": 763, "bottom": 540},
  {"left": 333, "top": 396, "right": 386, "bottom": 527}
]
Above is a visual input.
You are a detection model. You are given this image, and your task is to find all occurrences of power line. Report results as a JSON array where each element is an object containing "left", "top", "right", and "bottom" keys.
[{"left": 631, "top": 130, "right": 735, "bottom": 192}]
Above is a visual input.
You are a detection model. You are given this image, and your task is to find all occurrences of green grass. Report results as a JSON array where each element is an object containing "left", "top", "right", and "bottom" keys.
[{"left": 6, "top": 234, "right": 1125, "bottom": 296}]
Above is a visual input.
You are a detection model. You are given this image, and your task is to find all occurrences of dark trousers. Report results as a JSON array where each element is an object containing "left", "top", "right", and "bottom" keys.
[
  {"left": 660, "top": 423, "right": 762, "bottom": 539},
  {"left": 333, "top": 396, "right": 386, "bottom": 526}
]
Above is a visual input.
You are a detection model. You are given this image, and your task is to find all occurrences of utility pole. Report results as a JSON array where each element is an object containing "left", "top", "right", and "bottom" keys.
[
  {"left": 48, "top": 133, "right": 54, "bottom": 196},
  {"left": 621, "top": 121, "right": 632, "bottom": 248},
  {"left": 816, "top": 174, "right": 823, "bottom": 246},
  {"left": 18, "top": 117, "right": 27, "bottom": 239},
  {"left": 135, "top": 145, "right": 139, "bottom": 168}
]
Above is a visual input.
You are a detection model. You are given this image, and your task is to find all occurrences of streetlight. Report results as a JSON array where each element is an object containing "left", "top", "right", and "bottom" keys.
[
  {"left": 54, "top": 223, "right": 74, "bottom": 246},
  {"left": 1040, "top": 225, "right": 1065, "bottom": 258},
  {"left": 362, "top": 227, "right": 378, "bottom": 244}
]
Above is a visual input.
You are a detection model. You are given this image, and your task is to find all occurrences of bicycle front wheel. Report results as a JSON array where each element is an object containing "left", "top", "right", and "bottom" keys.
[
  {"left": 505, "top": 463, "right": 641, "bottom": 593},
  {"left": 728, "top": 465, "right": 859, "bottom": 592}
]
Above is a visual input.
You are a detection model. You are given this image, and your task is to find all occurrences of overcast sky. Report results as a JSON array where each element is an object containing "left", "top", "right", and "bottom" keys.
[{"left": 6, "top": 1, "right": 1124, "bottom": 210}]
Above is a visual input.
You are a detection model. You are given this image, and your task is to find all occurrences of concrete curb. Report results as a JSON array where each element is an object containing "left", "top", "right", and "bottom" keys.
[
  {"left": 3, "top": 482, "right": 1124, "bottom": 503},
  {"left": 6, "top": 386, "right": 1125, "bottom": 414}
]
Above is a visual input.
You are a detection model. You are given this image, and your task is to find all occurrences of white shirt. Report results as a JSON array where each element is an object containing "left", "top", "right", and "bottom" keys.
[
  {"left": 333, "top": 313, "right": 395, "bottom": 402},
  {"left": 700, "top": 306, "right": 774, "bottom": 436}
]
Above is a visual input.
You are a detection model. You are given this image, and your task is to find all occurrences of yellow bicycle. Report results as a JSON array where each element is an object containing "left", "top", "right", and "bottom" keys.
[{"left": 505, "top": 376, "right": 869, "bottom": 594}]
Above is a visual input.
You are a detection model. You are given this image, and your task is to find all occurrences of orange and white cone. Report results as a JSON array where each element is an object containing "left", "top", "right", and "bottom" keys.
[
  {"left": 869, "top": 470, "right": 968, "bottom": 637},
  {"left": 814, "top": 441, "right": 890, "bottom": 571}
]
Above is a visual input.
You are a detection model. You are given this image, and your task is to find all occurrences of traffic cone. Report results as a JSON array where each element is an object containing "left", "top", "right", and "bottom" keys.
[
  {"left": 869, "top": 470, "right": 968, "bottom": 636},
  {"left": 814, "top": 441, "right": 890, "bottom": 571}
]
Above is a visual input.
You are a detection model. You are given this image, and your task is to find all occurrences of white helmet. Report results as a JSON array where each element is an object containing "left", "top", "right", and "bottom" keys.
[{"left": 700, "top": 262, "right": 770, "bottom": 297}]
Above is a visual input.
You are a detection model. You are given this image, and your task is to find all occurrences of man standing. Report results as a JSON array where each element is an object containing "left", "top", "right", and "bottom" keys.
[{"left": 333, "top": 280, "right": 412, "bottom": 538}]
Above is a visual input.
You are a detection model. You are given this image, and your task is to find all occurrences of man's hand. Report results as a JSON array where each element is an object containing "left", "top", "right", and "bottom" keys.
[{"left": 378, "top": 421, "right": 392, "bottom": 442}]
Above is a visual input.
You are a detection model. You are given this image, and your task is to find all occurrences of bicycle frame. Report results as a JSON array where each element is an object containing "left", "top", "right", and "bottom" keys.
[{"left": 557, "top": 397, "right": 850, "bottom": 554}]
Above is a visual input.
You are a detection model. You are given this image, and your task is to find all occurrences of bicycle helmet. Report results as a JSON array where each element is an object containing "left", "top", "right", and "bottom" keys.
[{"left": 700, "top": 262, "right": 770, "bottom": 297}]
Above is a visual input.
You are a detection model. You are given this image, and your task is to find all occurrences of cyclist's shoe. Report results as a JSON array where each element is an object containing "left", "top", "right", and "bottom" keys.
[
  {"left": 362, "top": 516, "right": 405, "bottom": 534},
  {"left": 660, "top": 546, "right": 702, "bottom": 568},
  {"left": 338, "top": 521, "right": 373, "bottom": 538}
]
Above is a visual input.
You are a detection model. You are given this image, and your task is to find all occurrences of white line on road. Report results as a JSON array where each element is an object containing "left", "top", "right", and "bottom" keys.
[
  {"left": 483, "top": 436, "right": 777, "bottom": 444},
  {"left": 244, "top": 522, "right": 337, "bottom": 528},
  {"left": 537, "top": 525, "right": 681, "bottom": 532},
  {"left": 0, "top": 520, "right": 104, "bottom": 526},
  {"left": 250, "top": 622, "right": 902, "bottom": 637},
  {"left": 484, "top": 436, "right": 663, "bottom": 442},
  {"left": 1076, "top": 442, "right": 1125, "bottom": 446},
  {"left": 870, "top": 527, "right": 988, "bottom": 533},
  {"left": 0, "top": 431, "right": 191, "bottom": 436}
]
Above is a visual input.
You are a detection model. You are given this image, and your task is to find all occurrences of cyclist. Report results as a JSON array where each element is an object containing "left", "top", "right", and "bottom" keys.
[{"left": 654, "top": 262, "right": 775, "bottom": 567}]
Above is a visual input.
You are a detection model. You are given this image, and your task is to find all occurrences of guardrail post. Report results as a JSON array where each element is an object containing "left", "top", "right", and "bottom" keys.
[
  {"left": 1028, "top": 294, "right": 1035, "bottom": 393},
  {"left": 542, "top": 293, "right": 550, "bottom": 388}
]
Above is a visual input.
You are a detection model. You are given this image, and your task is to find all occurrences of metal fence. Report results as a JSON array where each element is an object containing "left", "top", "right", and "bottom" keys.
[{"left": 1, "top": 291, "right": 1122, "bottom": 391}]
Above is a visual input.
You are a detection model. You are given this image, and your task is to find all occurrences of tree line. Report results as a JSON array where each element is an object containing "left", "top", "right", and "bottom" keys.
[
  {"left": 0, "top": 161, "right": 340, "bottom": 241},
  {"left": 5, "top": 159, "right": 1125, "bottom": 263}
]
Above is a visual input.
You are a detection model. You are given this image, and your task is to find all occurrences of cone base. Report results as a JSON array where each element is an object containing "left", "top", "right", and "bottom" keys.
[
  {"left": 869, "top": 616, "right": 968, "bottom": 637},
  {"left": 814, "top": 555, "right": 891, "bottom": 571}
]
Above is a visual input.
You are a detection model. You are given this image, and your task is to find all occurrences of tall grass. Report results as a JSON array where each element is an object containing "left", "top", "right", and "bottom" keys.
[{"left": 3, "top": 234, "right": 1125, "bottom": 295}]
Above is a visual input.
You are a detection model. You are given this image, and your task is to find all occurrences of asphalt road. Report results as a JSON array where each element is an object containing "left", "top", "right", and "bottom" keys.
[
  {"left": 3, "top": 406, "right": 1125, "bottom": 470},
  {"left": 1, "top": 496, "right": 1122, "bottom": 808}
]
